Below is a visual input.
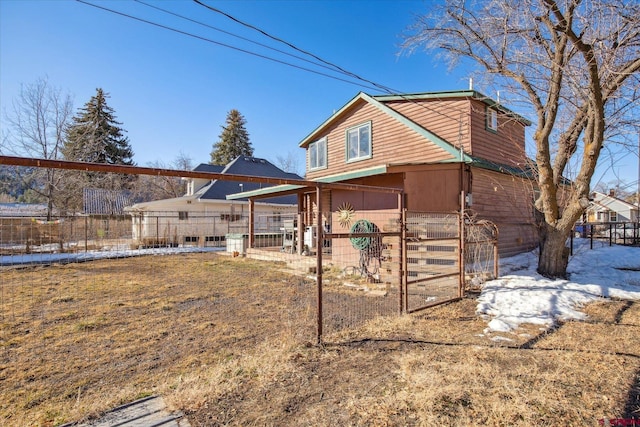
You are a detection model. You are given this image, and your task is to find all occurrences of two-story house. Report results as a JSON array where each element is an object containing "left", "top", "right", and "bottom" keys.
[{"left": 297, "top": 90, "right": 537, "bottom": 257}]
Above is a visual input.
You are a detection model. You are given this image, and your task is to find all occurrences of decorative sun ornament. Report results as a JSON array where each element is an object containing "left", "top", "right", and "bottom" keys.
[{"left": 336, "top": 202, "right": 355, "bottom": 228}]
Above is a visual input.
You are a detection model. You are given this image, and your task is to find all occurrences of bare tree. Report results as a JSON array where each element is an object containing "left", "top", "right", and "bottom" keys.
[
  {"left": 273, "top": 150, "right": 302, "bottom": 175},
  {"left": 404, "top": 0, "right": 640, "bottom": 277},
  {"left": 3, "top": 78, "right": 73, "bottom": 219},
  {"left": 132, "top": 152, "right": 194, "bottom": 202}
]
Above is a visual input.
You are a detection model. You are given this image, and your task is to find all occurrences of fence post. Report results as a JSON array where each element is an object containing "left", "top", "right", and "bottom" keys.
[
  {"left": 316, "top": 185, "right": 324, "bottom": 345},
  {"left": 459, "top": 191, "right": 465, "bottom": 298},
  {"left": 84, "top": 216, "right": 88, "bottom": 253},
  {"left": 399, "top": 208, "right": 405, "bottom": 315}
]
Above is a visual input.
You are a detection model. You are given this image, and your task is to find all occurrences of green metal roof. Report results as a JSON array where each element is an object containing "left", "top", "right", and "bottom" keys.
[
  {"left": 226, "top": 165, "right": 390, "bottom": 200},
  {"left": 373, "top": 90, "right": 532, "bottom": 125},
  {"left": 299, "top": 90, "right": 531, "bottom": 149}
]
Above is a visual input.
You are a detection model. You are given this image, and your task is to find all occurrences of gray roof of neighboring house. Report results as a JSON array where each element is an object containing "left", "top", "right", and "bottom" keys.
[
  {"left": 193, "top": 163, "right": 225, "bottom": 173},
  {"left": 83, "top": 188, "right": 133, "bottom": 215},
  {"left": 196, "top": 156, "right": 302, "bottom": 205}
]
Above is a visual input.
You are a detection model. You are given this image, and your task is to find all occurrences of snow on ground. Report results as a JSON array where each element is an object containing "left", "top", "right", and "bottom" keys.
[
  {"left": 477, "top": 238, "right": 640, "bottom": 333},
  {"left": 0, "top": 246, "right": 224, "bottom": 266},
  {"left": 3, "top": 238, "right": 639, "bottom": 336}
]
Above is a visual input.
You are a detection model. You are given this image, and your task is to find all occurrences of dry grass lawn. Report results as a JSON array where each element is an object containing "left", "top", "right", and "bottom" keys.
[{"left": 1, "top": 252, "right": 638, "bottom": 426}]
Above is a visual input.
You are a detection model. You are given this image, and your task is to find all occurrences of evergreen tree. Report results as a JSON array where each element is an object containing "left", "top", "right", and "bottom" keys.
[
  {"left": 62, "top": 89, "right": 135, "bottom": 211},
  {"left": 210, "top": 109, "right": 253, "bottom": 165},
  {"left": 63, "top": 88, "right": 134, "bottom": 167}
]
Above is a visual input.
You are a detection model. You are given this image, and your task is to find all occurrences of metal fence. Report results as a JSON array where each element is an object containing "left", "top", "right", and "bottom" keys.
[{"left": 572, "top": 222, "right": 640, "bottom": 252}]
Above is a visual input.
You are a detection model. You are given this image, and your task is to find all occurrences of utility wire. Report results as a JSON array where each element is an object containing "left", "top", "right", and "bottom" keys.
[
  {"left": 192, "top": 0, "right": 474, "bottom": 126},
  {"left": 133, "top": 0, "right": 348, "bottom": 77},
  {"left": 75, "top": 0, "right": 381, "bottom": 92},
  {"left": 192, "top": 0, "right": 400, "bottom": 96},
  {"left": 77, "top": 0, "right": 502, "bottom": 147}
]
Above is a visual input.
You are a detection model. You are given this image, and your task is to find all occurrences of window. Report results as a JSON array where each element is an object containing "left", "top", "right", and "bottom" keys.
[
  {"left": 486, "top": 107, "right": 498, "bottom": 132},
  {"left": 220, "top": 213, "right": 242, "bottom": 222},
  {"left": 178, "top": 211, "right": 189, "bottom": 220},
  {"left": 309, "top": 137, "right": 327, "bottom": 170},
  {"left": 346, "top": 122, "right": 371, "bottom": 162},
  {"left": 610, "top": 211, "right": 617, "bottom": 222}
]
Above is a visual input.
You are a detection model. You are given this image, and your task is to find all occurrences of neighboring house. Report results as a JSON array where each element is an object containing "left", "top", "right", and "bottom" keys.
[
  {"left": 587, "top": 190, "right": 639, "bottom": 223},
  {"left": 240, "top": 90, "right": 539, "bottom": 257},
  {"left": 83, "top": 188, "right": 133, "bottom": 216},
  {"left": 125, "top": 156, "right": 301, "bottom": 247}
]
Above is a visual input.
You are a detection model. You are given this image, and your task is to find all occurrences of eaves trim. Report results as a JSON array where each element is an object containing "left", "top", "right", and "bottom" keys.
[{"left": 360, "top": 93, "right": 473, "bottom": 162}]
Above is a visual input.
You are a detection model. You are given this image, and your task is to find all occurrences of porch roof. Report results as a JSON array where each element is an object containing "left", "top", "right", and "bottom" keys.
[{"left": 226, "top": 165, "right": 390, "bottom": 200}]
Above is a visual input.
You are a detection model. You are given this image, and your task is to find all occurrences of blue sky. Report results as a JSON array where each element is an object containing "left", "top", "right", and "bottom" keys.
[{"left": 1, "top": 0, "right": 637, "bottom": 189}]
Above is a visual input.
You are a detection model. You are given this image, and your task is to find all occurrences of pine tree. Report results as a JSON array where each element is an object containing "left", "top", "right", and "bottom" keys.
[
  {"left": 210, "top": 109, "right": 253, "bottom": 165},
  {"left": 63, "top": 88, "right": 134, "bottom": 166},
  {"left": 62, "top": 89, "right": 135, "bottom": 211}
]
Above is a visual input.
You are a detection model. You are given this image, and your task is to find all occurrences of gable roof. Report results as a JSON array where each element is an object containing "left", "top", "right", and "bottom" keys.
[
  {"left": 590, "top": 191, "right": 638, "bottom": 211},
  {"left": 299, "top": 90, "right": 530, "bottom": 160},
  {"left": 197, "top": 156, "right": 302, "bottom": 204},
  {"left": 193, "top": 163, "right": 224, "bottom": 173},
  {"left": 83, "top": 188, "right": 133, "bottom": 215}
]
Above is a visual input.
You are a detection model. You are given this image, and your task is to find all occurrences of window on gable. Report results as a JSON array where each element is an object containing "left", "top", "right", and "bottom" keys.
[
  {"left": 346, "top": 122, "right": 371, "bottom": 162},
  {"left": 486, "top": 107, "right": 498, "bottom": 132},
  {"left": 309, "top": 137, "right": 327, "bottom": 170}
]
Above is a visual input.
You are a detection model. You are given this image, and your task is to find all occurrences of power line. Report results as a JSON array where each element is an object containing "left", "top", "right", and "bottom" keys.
[
  {"left": 75, "top": 0, "right": 381, "bottom": 92},
  {"left": 191, "top": 0, "right": 476, "bottom": 126},
  {"left": 133, "top": 0, "right": 348, "bottom": 77},
  {"left": 192, "top": 0, "right": 400, "bottom": 96},
  {"left": 76, "top": 0, "right": 489, "bottom": 144}
]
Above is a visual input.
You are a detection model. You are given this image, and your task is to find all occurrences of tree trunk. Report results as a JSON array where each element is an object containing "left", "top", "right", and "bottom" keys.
[{"left": 537, "top": 224, "right": 571, "bottom": 279}]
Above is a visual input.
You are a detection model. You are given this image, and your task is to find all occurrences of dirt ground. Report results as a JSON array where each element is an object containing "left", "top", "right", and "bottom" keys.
[{"left": 1, "top": 252, "right": 638, "bottom": 426}]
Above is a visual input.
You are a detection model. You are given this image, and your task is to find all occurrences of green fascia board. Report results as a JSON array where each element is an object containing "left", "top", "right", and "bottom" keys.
[
  {"left": 360, "top": 93, "right": 473, "bottom": 162},
  {"left": 299, "top": 91, "right": 473, "bottom": 162},
  {"left": 374, "top": 90, "right": 532, "bottom": 126},
  {"left": 226, "top": 184, "right": 304, "bottom": 200},
  {"left": 467, "top": 155, "right": 537, "bottom": 179},
  {"left": 226, "top": 165, "right": 389, "bottom": 200},
  {"left": 314, "top": 164, "right": 388, "bottom": 183},
  {"left": 299, "top": 92, "right": 366, "bottom": 148}
]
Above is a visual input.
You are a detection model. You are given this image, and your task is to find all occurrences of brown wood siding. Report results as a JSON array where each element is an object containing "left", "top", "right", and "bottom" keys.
[
  {"left": 403, "top": 164, "right": 463, "bottom": 212},
  {"left": 471, "top": 167, "right": 538, "bottom": 256},
  {"left": 384, "top": 99, "right": 472, "bottom": 154},
  {"left": 468, "top": 99, "right": 528, "bottom": 167},
  {"left": 305, "top": 100, "right": 454, "bottom": 180}
]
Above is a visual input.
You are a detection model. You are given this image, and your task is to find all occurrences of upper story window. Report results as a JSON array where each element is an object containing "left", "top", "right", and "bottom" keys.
[
  {"left": 346, "top": 122, "right": 371, "bottom": 162},
  {"left": 309, "top": 137, "right": 327, "bottom": 170},
  {"left": 178, "top": 211, "right": 189, "bottom": 220},
  {"left": 486, "top": 107, "right": 498, "bottom": 132}
]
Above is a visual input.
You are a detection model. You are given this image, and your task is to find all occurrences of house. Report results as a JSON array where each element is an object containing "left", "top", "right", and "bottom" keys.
[
  {"left": 587, "top": 190, "right": 639, "bottom": 223},
  {"left": 83, "top": 188, "right": 133, "bottom": 217},
  {"left": 237, "top": 90, "right": 539, "bottom": 257},
  {"left": 125, "top": 156, "right": 301, "bottom": 247},
  {"left": 301, "top": 90, "right": 539, "bottom": 256}
]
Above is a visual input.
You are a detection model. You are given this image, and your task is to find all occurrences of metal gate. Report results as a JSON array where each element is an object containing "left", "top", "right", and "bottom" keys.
[{"left": 403, "top": 212, "right": 462, "bottom": 313}]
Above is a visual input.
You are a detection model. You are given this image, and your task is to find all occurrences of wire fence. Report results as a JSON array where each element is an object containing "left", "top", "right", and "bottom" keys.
[
  {"left": 1, "top": 204, "right": 500, "bottom": 425},
  {"left": 572, "top": 222, "right": 640, "bottom": 252}
]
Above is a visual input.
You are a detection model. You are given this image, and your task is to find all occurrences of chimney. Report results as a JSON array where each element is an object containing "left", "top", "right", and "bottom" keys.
[{"left": 609, "top": 189, "right": 615, "bottom": 197}]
